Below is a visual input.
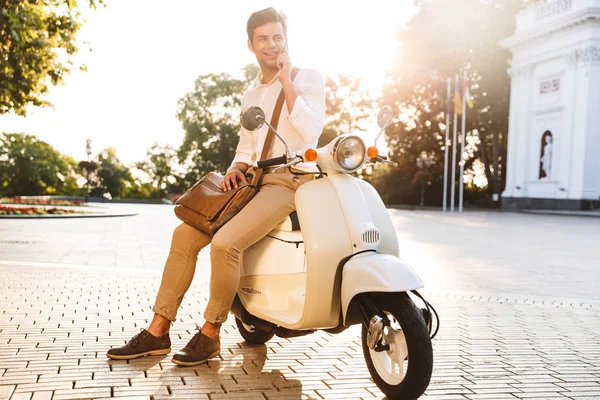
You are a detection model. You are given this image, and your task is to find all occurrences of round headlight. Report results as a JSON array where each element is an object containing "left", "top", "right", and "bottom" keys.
[{"left": 332, "top": 135, "right": 366, "bottom": 173}]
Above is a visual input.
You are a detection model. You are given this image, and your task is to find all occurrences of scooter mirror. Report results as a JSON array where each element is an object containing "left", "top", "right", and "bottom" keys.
[
  {"left": 377, "top": 105, "right": 393, "bottom": 129},
  {"left": 240, "top": 106, "right": 266, "bottom": 131}
]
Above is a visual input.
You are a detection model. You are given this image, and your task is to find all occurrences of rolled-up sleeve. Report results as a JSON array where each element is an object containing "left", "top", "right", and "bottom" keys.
[
  {"left": 287, "top": 70, "right": 325, "bottom": 144},
  {"left": 231, "top": 127, "right": 253, "bottom": 167}
]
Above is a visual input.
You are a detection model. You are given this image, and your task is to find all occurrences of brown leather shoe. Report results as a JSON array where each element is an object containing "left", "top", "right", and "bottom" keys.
[
  {"left": 171, "top": 330, "right": 220, "bottom": 366},
  {"left": 106, "top": 329, "right": 171, "bottom": 360}
]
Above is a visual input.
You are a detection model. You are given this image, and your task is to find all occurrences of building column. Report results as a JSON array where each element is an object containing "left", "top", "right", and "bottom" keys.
[
  {"left": 581, "top": 46, "right": 600, "bottom": 200},
  {"left": 516, "top": 65, "right": 534, "bottom": 198},
  {"left": 502, "top": 67, "right": 519, "bottom": 199}
]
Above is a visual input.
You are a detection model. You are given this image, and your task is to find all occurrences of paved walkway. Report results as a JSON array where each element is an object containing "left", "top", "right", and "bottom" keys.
[{"left": 1, "top": 206, "right": 599, "bottom": 399}]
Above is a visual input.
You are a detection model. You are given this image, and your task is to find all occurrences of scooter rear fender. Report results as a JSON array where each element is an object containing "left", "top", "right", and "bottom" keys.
[{"left": 341, "top": 253, "right": 424, "bottom": 325}]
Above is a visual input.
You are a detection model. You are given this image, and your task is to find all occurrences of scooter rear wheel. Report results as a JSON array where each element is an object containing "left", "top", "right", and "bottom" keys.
[
  {"left": 362, "top": 292, "right": 433, "bottom": 399},
  {"left": 235, "top": 317, "right": 275, "bottom": 345}
]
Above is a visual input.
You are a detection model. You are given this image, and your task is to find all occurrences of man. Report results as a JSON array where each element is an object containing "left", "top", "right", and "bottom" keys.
[{"left": 106, "top": 7, "right": 325, "bottom": 366}]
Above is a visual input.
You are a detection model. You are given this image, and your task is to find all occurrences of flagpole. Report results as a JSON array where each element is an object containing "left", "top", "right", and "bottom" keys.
[
  {"left": 459, "top": 71, "right": 467, "bottom": 213},
  {"left": 451, "top": 74, "right": 458, "bottom": 212},
  {"left": 443, "top": 78, "right": 451, "bottom": 212}
]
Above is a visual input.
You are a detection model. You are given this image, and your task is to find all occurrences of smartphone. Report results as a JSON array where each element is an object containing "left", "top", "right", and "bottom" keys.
[{"left": 277, "top": 42, "right": 288, "bottom": 70}]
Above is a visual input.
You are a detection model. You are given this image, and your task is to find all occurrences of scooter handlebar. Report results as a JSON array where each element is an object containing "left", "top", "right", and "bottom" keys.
[{"left": 257, "top": 155, "right": 288, "bottom": 169}]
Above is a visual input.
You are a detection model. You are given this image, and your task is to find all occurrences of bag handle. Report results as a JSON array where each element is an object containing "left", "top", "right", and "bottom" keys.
[{"left": 251, "top": 67, "right": 301, "bottom": 187}]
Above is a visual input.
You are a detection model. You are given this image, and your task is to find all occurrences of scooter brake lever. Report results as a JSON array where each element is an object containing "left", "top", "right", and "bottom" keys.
[
  {"left": 374, "top": 155, "right": 398, "bottom": 167},
  {"left": 272, "top": 156, "right": 303, "bottom": 173}
]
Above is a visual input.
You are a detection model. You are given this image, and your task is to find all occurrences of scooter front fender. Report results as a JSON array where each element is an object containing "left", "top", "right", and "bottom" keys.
[{"left": 341, "top": 253, "right": 424, "bottom": 324}]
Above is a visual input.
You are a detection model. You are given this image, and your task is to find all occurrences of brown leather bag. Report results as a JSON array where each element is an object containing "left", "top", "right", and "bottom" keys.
[{"left": 174, "top": 69, "right": 299, "bottom": 235}]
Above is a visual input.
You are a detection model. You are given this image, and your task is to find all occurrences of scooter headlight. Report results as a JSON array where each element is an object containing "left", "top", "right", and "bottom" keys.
[{"left": 332, "top": 135, "right": 366, "bottom": 173}]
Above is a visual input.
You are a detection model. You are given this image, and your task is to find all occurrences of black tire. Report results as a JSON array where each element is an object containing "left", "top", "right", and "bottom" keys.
[
  {"left": 361, "top": 292, "right": 433, "bottom": 399},
  {"left": 235, "top": 317, "right": 275, "bottom": 345}
]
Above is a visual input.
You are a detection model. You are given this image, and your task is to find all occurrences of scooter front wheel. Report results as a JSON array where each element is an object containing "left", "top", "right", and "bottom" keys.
[
  {"left": 234, "top": 317, "right": 275, "bottom": 345},
  {"left": 362, "top": 292, "right": 433, "bottom": 399}
]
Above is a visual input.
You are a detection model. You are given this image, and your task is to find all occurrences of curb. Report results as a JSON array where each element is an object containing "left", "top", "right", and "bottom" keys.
[
  {"left": 386, "top": 205, "right": 500, "bottom": 212},
  {"left": 420, "top": 290, "right": 600, "bottom": 310},
  {"left": 521, "top": 209, "right": 600, "bottom": 218},
  {"left": 0, "top": 212, "right": 138, "bottom": 219},
  {"left": 0, "top": 260, "right": 161, "bottom": 275}
]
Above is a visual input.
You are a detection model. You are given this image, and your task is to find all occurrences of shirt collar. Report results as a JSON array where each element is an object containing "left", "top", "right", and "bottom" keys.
[{"left": 254, "top": 69, "right": 281, "bottom": 88}]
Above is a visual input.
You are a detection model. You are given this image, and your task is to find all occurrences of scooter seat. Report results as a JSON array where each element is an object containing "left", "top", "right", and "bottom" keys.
[{"left": 273, "top": 211, "right": 301, "bottom": 232}]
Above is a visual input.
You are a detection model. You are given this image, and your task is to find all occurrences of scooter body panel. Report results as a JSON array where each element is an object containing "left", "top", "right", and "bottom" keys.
[
  {"left": 289, "top": 176, "right": 355, "bottom": 329},
  {"left": 238, "top": 174, "right": 410, "bottom": 330},
  {"left": 238, "top": 233, "right": 307, "bottom": 325},
  {"left": 340, "top": 253, "right": 424, "bottom": 324},
  {"left": 355, "top": 179, "right": 400, "bottom": 258},
  {"left": 241, "top": 233, "right": 305, "bottom": 277}
]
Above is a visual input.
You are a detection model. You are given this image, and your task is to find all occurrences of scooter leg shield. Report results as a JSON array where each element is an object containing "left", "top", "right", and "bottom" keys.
[{"left": 341, "top": 253, "right": 424, "bottom": 325}]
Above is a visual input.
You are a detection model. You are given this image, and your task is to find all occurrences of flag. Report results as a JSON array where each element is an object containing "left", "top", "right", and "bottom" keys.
[
  {"left": 453, "top": 78, "right": 462, "bottom": 115},
  {"left": 463, "top": 77, "right": 473, "bottom": 109}
]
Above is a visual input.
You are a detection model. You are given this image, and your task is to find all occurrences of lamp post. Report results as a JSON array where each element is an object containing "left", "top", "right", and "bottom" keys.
[
  {"left": 85, "top": 139, "right": 92, "bottom": 203},
  {"left": 416, "top": 151, "right": 432, "bottom": 207}
]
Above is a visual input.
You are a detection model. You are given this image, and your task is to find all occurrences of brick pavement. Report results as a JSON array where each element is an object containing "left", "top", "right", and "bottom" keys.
[
  {"left": 1, "top": 206, "right": 600, "bottom": 399},
  {"left": 1, "top": 264, "right": 600, "bottom": 399}
]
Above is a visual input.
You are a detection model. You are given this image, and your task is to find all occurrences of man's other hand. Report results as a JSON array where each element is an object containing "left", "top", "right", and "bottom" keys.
[{"left": 221, "top": 168, "right": 248, "bottom": 191}]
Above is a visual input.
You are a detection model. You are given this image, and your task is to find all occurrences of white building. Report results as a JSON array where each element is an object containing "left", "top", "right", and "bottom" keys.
[{"left": 501, "top": 0, "right": 600, "bottom": 210}]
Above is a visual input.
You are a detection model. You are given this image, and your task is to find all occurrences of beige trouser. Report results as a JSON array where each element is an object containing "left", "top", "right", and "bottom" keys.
[{"left": 152, "top": 169, "right": 313, "bottom": 324}]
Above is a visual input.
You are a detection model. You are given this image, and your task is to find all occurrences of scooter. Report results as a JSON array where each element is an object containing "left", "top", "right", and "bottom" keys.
[{"left": 231, "top": 105, "right": 436, "bottom": 399}]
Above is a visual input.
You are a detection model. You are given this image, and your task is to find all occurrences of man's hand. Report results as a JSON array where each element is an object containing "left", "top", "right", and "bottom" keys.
[
  {"left": 277, "top": 51, "right": 292, "bottom": 84},
  {"left": 277, "top": 49, "right": 298, "bottom": 113},
  {"left": 221, "top": 167, "right": 248, "bottom": 192}
]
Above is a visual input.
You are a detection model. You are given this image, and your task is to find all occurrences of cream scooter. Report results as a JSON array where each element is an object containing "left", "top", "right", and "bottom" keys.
[{"left": 231, "top": 106, "right": 435, "bottom": 399}]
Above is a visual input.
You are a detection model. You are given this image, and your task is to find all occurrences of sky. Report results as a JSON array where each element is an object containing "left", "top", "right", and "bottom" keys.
[{"left": 0, "top": 0, "right": 418, "bottom": 165}]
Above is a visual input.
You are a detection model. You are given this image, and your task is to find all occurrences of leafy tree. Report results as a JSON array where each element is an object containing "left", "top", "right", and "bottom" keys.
[
  {"left": 375, "top": 0, "right": 529, "bottom": 206},
  {"left": 91, "top": 147, "right": 133, "bottom": 198},
  {"left": 176, "top": 63, "right": 377, "bottom": 187},
  {"left": 134, "top": 143, "right": 180, "bottom": 198},
  {"left": 176, "top": 64, "right": 259, "bottom": 188},
  {"left": 0, "top": 132, "right": 80, "bottom": 196},
  {"left": 1, "top": 0, "right": 103, "bottom": 115}
]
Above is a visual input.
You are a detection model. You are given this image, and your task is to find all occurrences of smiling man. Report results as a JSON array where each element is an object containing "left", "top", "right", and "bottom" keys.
[{"left": 106, "top": 7, "right": 325, "bottom": 366}]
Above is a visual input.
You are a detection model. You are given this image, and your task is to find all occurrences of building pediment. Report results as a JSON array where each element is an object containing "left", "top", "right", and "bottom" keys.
[{"left": 500, "top": 0, "right": 600, "bottom": 49}]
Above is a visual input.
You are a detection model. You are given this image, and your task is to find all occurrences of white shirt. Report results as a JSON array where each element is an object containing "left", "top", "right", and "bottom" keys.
[{"left": 232, "top": 68, "right": 325, "bottom": 172}]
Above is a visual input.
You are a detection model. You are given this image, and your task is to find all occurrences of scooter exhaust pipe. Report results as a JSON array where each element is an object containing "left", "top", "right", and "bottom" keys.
[{"left": 231, "top": 296, "right": 315, "bottom": 338}]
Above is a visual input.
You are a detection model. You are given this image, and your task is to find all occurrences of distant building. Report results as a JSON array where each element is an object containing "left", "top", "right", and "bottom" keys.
[{"left": 501, "top": 0, "right": 600, "bottom": 210}]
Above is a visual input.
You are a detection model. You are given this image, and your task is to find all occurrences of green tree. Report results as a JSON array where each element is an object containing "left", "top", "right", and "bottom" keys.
[
  {"left": 91, "top": 147, "right": 133, "bottom": 198},
  {"left": 0, "top": 132, "right": 80, "bottom": 196},
  {"left": 134, "top": 143, "right": 180, "bottom": 198},
  {"left": 176, "top": 64, "right": 258, "bottom": 188},
  {"left": 1, "top": 0, "right": 103, "bottom": 115},
  {"left": 176, "top": 64, "right": 375, "bottom": 189},
  {"left": 375, "top": 0, "right": 529, "bottom": 206}
]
